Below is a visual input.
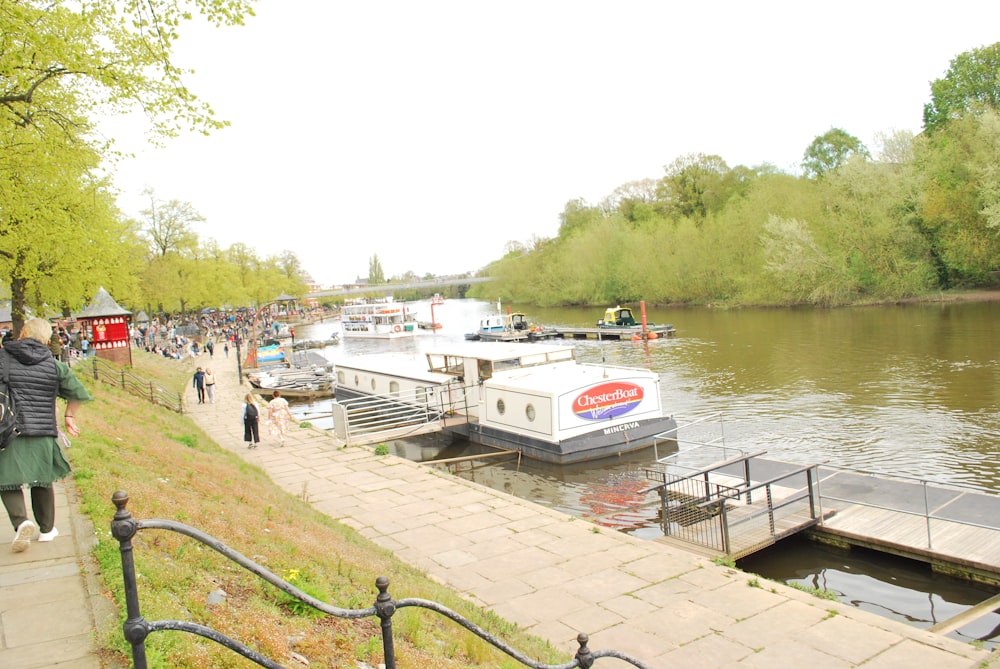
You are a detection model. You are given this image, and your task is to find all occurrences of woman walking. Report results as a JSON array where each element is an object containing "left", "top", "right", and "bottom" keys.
[
  {"left": 267, "top": 390, "right": 293, "bottom": 446},
  {"left": 243, "top": 393, "right": 260, "bottom": 449},
  {"left": 204, "top": 368, "right": 216, "bottom": 404},
  {"left": 1, "top": 318, "right": 92, "bottom": 553}
]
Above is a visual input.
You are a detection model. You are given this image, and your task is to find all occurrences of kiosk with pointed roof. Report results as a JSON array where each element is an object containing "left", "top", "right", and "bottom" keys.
[{"left": 77, "top": 287, "right": 133, "bottom": 366}]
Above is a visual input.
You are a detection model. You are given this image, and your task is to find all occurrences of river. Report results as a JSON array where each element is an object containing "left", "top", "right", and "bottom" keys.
[{"left": 290, "top": 297, "right": 1000, "bottom": 646}]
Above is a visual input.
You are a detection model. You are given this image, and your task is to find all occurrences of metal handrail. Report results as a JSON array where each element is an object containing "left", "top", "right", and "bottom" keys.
[
  {"left": 110, "top": 490, "right": 652, "bottom": 669},
  {"left": 816, "top": 467, "right": 1000, "bottom": 550}
]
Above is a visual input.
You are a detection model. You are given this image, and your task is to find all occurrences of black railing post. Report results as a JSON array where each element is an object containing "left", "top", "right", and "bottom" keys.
[
  {"left": 91, "top": 357, "right": 98, "bottom": 380},
  {"left": 149, "top": 381, "right": 155, "bottom": 404},
  {"left": 575, "top": 632, "right": 595, "bottom": 668},
  {"left": 110, "top": 491, "right": 151, "bottom": 669},
  {"left": 374, "top": 576, "right": 397, "bottom": 669},
  {"left": 121, "top": 369, "right": 126, "bottom": 389}
]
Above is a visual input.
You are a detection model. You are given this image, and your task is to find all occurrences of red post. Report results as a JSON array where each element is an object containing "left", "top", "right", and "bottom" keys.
[{"left": 640, "top": 301, "right": 648, "bottom": 336}]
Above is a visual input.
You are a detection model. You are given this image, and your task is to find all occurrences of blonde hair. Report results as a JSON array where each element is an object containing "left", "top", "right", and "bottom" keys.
[
  {"left": 19, "top": 318, "right": 53, "bottom": 344},
  {"left": 244, "top": 393, "right": 256, "bottom": 405}
]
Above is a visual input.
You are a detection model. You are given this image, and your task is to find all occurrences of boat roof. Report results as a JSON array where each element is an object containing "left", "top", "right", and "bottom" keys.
[
  {"left": 489, "top": 359, "right": 656, "bottom": 393},
  {"left": 336, "top": 352, "right": 452, "bottom": 383},
  {"left": 424, "top": 341, "right": 575, "bottom": 362}
]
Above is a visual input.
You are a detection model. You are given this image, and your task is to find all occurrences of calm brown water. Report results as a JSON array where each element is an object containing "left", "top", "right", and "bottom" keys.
[{"left": 295, "top": 298, "right": 1000, "bottom": 645}]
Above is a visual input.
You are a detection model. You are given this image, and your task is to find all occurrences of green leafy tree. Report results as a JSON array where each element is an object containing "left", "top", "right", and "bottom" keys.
[
  {"left": 802, "top": 128, "right": 870, "bottom": 179},
  {"left": 369, "top": 254, "right": 385, "bottom": 285},
  {"left": 657, "top": 154, "right": 733, "bottom": 219},
  {"left": 140, "top": 190, "right": 204, "bottom": 257},
  {"left": 923, "top": 42, "right": 1000, "bottom": 133},
  {"left": 0, "top": 0, "right": 255, "bottom": 328}
]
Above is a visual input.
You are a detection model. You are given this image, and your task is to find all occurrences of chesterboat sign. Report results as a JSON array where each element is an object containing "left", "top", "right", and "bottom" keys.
[{"left": 573, "top": 382, "right": 644, "bottom": 420}]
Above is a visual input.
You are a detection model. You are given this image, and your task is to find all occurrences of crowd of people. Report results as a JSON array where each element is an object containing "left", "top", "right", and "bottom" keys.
[{"left": 1, "top": 305, "right": 318, "bottom": 554}]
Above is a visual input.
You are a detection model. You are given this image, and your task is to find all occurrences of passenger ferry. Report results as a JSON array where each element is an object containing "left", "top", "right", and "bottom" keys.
[
  {"left": 340, "top": 299, "right": 417, "bottom": 339},
  {"left": 334, "top": 342, "right": 676, "bottom": 464}
]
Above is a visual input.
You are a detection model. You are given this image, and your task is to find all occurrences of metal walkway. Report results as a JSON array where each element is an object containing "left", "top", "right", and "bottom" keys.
[{"left": 331, "top": 387, "right": 468, "bottom": 446}]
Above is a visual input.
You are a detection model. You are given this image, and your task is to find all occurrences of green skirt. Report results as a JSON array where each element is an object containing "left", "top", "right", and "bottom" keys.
[{"left": 0, "top": 436, "right": 71, "bottom": 490}]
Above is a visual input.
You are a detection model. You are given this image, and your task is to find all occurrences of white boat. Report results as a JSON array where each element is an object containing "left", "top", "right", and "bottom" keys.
[
  {"left": 334, "top": 342, "right": 676, "bottom": 464},
  {"left": 340, "top": 299, "right": 417, "bottom": 339}
]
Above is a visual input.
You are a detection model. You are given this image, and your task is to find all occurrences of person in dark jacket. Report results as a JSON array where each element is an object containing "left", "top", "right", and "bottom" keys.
[
  {"left": 0, "top": 318, "right": 92, "bottom": 553},
  {"left": 243, "top": 393, "right": 260, "bottom": 448},
  {"left": 192, "top": 367, "right": 206, "bottom": 404}
]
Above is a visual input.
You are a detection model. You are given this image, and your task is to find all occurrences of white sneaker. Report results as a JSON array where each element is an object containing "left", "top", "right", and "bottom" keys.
[
  {"left": 12, "top": 520, "right": 37, "bottom": 552},
  {"left": 38, "top": 528, "right": 59, "bottom": 542}
]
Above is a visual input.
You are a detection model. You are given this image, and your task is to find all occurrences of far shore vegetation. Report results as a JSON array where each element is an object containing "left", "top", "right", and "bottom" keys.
[
  {"left": 74, "top": 351, "right": 565, "bottom": 668},
  {"left": 4, "top": 16, "right": 1000, "bottom": 331}
]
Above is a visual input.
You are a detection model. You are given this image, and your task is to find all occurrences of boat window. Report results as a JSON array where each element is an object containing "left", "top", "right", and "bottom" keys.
[
  {"left": 371, "top": 378, "right": 376, "bottom": 391},
  {"left": 416, "top": 386, "right": 428, "bottom": 403},
  {"left": 389, "top": 381, "right": 399, "bottom": 395},
  {"left": 337, "top": 370, "right": 345, "bottom": 385},
  {"left": 493, "top": 358, "right": 521, "bottom": 373},
  {"left": 496, "top": 398, "right": 505, "bottom": 415},
  {"left": 478, "top": 358, "right": 493, "bottom": 380},
  {"left": 525, "top": 404, "right": 536, "bottom": 422},
  {"left": 354, "top": 374, "right": 360, "bottom": 387}
]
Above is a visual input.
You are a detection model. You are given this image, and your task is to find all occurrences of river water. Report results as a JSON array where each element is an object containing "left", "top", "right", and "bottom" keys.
[{"left": 292, "top": 297, "right": 1000, "bottom": 645}]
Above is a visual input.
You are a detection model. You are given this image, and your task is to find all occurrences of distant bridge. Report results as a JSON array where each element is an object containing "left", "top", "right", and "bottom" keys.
[{"left": 306, "top": 276, "right": 492, "bottom": 299}]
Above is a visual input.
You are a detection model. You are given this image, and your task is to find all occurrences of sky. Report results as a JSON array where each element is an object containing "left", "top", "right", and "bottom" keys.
[{"left": 103, "top": 1, "right": 1000, "bottom": 288}]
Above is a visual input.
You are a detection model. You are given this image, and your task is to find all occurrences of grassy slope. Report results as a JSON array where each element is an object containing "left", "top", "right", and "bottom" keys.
[{"left": 70, "top": 351, "right": 564, "bottom": 668}]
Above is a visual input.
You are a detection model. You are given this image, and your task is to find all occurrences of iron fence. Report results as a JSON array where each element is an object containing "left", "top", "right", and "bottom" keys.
[
  {"left": 110, "top": 490, "right": 652, "bottom": 669},
  {"left": 88, "top": 357, "right": 183, "bottom": 413}
]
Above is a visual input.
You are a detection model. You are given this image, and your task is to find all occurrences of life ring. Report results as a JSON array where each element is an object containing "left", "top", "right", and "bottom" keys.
[{"left": 393, "top": 325, "right": 401, "bottom": 333}]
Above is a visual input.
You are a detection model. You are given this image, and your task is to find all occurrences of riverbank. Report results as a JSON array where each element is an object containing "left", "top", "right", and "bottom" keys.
[{"left": 184, "top": 347, "right": 995, "bottom": 667}]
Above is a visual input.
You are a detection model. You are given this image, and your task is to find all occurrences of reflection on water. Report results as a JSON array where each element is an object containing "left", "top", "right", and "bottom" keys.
[
  {"left": 291, "top": 298, "right": 1000, "bottom": 643},
  {"left": 740, "top": 537, "right": 1000, "bottom": 649}
]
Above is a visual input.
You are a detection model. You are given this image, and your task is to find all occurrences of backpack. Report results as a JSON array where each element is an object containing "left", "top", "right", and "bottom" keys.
[
  {"left": 0, "top": 350, "right": 19, "bottom": 451},
  {"left": 245, "top": 402, "right": 258, "bottom": 420}
]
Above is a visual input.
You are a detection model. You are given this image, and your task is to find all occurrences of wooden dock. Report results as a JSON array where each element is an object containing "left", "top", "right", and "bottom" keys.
[
  {"left": 661, "top": 455, "right": 1000, "bottom": 584},
  {"left": 548, "top": 324, "right": 676, "bottom": 340}
]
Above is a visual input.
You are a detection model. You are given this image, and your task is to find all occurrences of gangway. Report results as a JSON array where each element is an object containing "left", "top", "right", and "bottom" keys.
[
  {"left": 642, "top": 414, "right": 828, "bottom": 559},
  {"left": 331, "top": 386, "right": 469, "bottom": 446}
]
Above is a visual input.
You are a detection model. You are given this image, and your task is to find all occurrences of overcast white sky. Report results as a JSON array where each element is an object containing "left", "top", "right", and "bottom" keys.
[{"left": 104, "top": 1, "right": 1000, "bottom": 287}]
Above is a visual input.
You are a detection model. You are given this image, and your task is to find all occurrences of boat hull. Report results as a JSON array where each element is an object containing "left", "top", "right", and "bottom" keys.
[{"left": 460, "top": 415, "right": 677, "bottom": 465}]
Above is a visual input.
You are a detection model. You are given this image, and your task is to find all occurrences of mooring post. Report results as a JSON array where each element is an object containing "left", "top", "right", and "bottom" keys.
[
  {"left": 374, "top": 576, "right": 397, "bottom": 669},
  {"left": 110, "top": 491, "right": 150, "bottom": 669}
]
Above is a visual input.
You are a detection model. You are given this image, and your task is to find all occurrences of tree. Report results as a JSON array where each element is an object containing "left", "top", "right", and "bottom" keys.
[
  {"left": 657, "top": 154, "right": 733, "bottom": 219},
  {"left": 368, "top": 254, "right": 385, "bottom": 285},
  {"left": 0, "top": 1, "right": 255, "bottom": 329},
  {"left": 923, "top": 43, "right": 1000, "bottom": 133},
  {"left": 0, "top": 108, "right": 131, "bottom": 333},
  {"left": 140, "top": 190, "right": 204, "bottom": 257},
  {"left": 802, "top": 128, "right": 870, "bottom": 179}
]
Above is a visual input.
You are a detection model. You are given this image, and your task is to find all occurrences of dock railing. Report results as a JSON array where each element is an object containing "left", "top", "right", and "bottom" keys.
[
  {"left": 815, "top": 466, "right": 1000, "bottom": 550},
  {"left": 110, "top": 490, "right": 653, "bottom": 668},
  {"left": 333, "top": 384, "right": 472, "bottom": 444}
]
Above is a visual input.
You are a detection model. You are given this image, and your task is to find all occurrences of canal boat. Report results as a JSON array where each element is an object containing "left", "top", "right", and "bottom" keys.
[
  {"left": 333, "top": 342, "right": 676, "bottom": 464},
  {"left": 340, "top": 299, "right": 417, "bottom": 339}
]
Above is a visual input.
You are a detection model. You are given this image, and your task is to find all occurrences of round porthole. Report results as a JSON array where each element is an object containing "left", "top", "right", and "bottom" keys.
[
  {"left": 496, "top": 398, "right": 506, "bottom": 415},
  {"left": 525, "top": 404, "right": 536, "bottom": 422},
  {"left": 337, "top": 370, "right": 345, "bottom": 384},
  {"left": 354, "top": 374, "right": 360, "bottom": 387},
  {"left": 390, "top": 381, "right": 399, "bottom": 395},
  {"left": 371, "top": 378, "right": 376, "bottom": 391}
]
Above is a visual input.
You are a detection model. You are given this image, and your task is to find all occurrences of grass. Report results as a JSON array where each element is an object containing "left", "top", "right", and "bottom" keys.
[{"left": 71, "top": 351, "right": 567, "bottom": 668}]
